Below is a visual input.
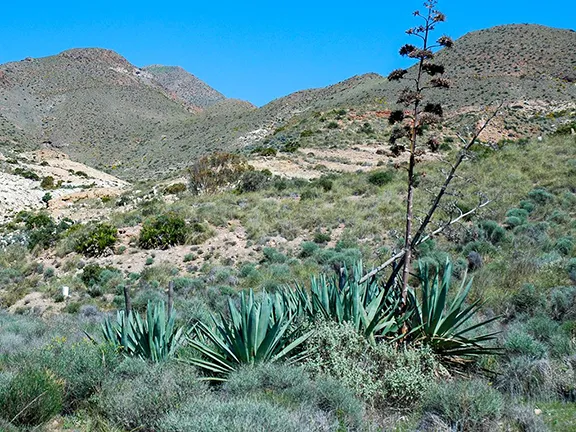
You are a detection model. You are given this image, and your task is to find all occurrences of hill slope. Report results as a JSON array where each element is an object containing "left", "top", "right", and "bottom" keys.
[
  {"left": 0, "top": 25, "right": 574, "bottom": 179},
  {"left": 143, "top": 65, "right": 226, "bottom": 109}
]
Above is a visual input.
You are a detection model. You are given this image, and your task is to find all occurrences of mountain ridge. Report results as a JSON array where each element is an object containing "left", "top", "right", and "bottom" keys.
[{"left": 0, "top": 24, "right": 575, "bottom": 179}]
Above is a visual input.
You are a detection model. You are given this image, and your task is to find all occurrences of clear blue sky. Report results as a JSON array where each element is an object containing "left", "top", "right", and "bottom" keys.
[{"left": 1, "top": 1, "right": 572, "bottom": 106}]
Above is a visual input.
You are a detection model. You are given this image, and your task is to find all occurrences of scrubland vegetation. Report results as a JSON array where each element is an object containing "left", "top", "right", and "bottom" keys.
[
  {"left": 2, "top": 0, "right": 576, "bottom": 429},
  {"left": 1, "top": 130, "right": 575, "bottom": 430}
]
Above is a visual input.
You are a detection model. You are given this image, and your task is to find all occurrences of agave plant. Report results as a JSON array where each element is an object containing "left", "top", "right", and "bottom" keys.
[
  {"left": 185, "top": 290, "right": 312, "bottom": 380},
  {"left": 410, "top": 260, "right": 501, "bottom": 360},
  {"left": 280, "top": 261, "right": 408, "bottom": 344},
  {"left": 101, "top": 301, "right": 187, "bottom": 362}
]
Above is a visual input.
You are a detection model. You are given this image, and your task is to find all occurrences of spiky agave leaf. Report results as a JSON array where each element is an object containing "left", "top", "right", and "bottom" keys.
[
  {"left": 412, "top": 260, "right": 501, "bottom": 361},
  {"left": 184, "top": 290, "right": 312, "bottom": 380},
  {"left": 100, "top": 301, "right": 187, "bottom": 362}
]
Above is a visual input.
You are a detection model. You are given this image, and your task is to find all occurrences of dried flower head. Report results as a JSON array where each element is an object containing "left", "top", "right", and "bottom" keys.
[
  {"left": 388, "top": 68, "right": 408, "bottom": 81},
  {"left": 420, "top": 112, "right": 442, "bottom": 125},
  {"left": 424, "top": 103, "right": 443, "bottom": 117},
  {"left": 422, "top": 63, "right": 445, "bottom": 76},
  {"left": 408, "top": 48, "right": 434, "bottom": 60},
  {"left": 430, "top": 77, "right": 451, "bottom": 89},
  {"left": 437, "top": 35, "right": 454, "bottom": 48},
  {"left": 399, "top": 44, "right": 417, "bottom": 56},
  {"left": 427, "top": 137, "right": 440, "bottom": 152},
  {"left": 397, "top": 88, "right": 423, "bottom": 105},
  {"left": 389, "top": 110, "right": 405, "bottom": 125}
]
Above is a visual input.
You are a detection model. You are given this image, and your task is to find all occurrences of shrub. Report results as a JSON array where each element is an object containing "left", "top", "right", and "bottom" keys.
[
  {"left": 326, "top": 121, "right": 339, "bottom": 129},
  {"left": 74, "top": 223, "right": 118, "bottom": 257},
  {"left": 554, "top": 236, "right": 574, "bottom": 256},
  {"left": 511, "top": 283, "right": 545, "bottom": 316},
  {"left": 505, "top": 326, "right": 548, "bottom": 359},
  {"left": 188, "top": 152, "right": 249, "bottom": 194},
  {"left": 303, "top": 321, "right": 441, "bottom": 407},
  {"left": 237, "top": 170, "right": 272, "bottom": 193},
  {"left": 477, "top": 220, "right": 506, "bottom": 245},
  {"left": 313, "top": 231, "right": 331, "bottom": 244},
  {"left": 549, "top": 286, "right": 576, "bottom": 320},
  {"left": 421, "top": 379, "right": 504, "bottom": 431},
  {"left": 528, "top": 188, "right": 554, "bottom": 205},
  {"left": 224, "top": 363, "right": 363, "bottom": 429},
  {"left": 159, "top": 396, "right": 314, "bottom": 432},
  {"left": 35, "top": 339, "right": 118, "bottom": 412},
  {"left": 299, "top": 241, "right": 319, "bottom": 258},
  {"left": 496, "top": 356, "right": 553, "bottom": 399},
  {"left": 262, "top": 247, "right": 287, "bottom": 264},
  {"left": 40, "top": 175, "right": 56, "bottom": 190},
  {"left": 519, "top": 199, "right": 536, "bottom": 213},
  {"left": 139, "top": 213, "right": 188, "bottom": 249},
  {"left": 315, "top": 176, "right": 333, "bottom": 192},
  {"left": 163, "top": 183, "right": 187, "bottom": 194},
  {"left": 96, "top": 359, "right": 205, "bottom": 432},
  {"left": 0, "top": 367, "right": 64, "bottom": 427},
  {"left": 13, "top": 168, "right": 40, "bottom": 181},
  {"left": 367, "top": 170, "right": 394, "bottom": 186}
]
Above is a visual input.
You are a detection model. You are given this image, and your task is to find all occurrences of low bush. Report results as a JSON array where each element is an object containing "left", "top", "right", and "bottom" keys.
[
  {"left": 0, "top": 367, "right": 64, "bottom": 427},
  {"left": 74, "top": 223, "right": 118, "bottom": 257},
  {"left": 139, "top": 213, "right": 188, "bottom": 249},
  {"left": 224, "top": 363, "right": 363, "bottom": 429},
  {"left": 163, "top": 183, "right": 187, "bottom": 194},
  {"left": 237, "top": 170, "right": 272, "bottom": 193},
  {"left": 303, "top": 321, "right": 441, "bottom": 407},
  {"left": 367, "top": 170, "right": 394, "bottom": 186},
  {"left": 421, "top": 379, "right": 504, "bottom": 431},
  {"left": 96, "top": 359, "right": 205, "bottom": 432}
]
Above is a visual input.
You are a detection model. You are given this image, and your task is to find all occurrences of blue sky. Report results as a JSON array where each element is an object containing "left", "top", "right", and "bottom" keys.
[{"left": 1, "top": 1, "right": 572, "bottom": 106}]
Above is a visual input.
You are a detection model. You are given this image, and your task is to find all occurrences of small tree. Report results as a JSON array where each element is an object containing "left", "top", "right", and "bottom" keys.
[{"left": 361, "top": 1, "right": 500, "bottom": 329}]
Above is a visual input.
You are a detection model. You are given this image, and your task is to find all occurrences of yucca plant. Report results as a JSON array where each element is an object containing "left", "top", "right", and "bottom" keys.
[
  {"left": 101, "top": 301, "right": 187, "bottom": 362},
  {"left": 185, "top": 290, "right": 312, "bottom": 380},
  {"left": 410, "top": 260, "right": 501, "bottom": 361},
  {"left": 281, "top": 262, "right": 408, "bottom": 344}
]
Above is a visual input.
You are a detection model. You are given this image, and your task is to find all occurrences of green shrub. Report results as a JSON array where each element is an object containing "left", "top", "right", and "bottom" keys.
[
  {"left": 313, "top": 231, "right": 331, "bottom": 244},
  {"left": 421, "top": 379, "right": 504, "bottom": 431},
  {"left": 74, "top": 223, "right": 118, "bottom": 257},
  {"left": 159, "top": 396, "right": 312, "bottom": 432},
  {"left": 326, "top": 121, "right": 339, "bottom": 129},
  {"left": 528, "top": 188, "right": 554, "bottom": 205},
  {"left": 554, "top": 236, "right": 574, "bottom": 256},
  {"left": 549, "top": 286, "right": 576, "bottom": 320},
  {"left": 139, "top": 213, "right": 188, "bottom": 249},
  {"left": 303, "top": 321, "right": 441, "bottom": 407},
  {"left": 519, "top": 200, "right": 536, "bottom": 213},
  {"left": 477, "top": 220, "right": 507, "bottom": 245},
  {"left": 262, "top": 247, "right": 287, "bottom": 264},
  {"left": 367, "top": 170, "right": 394, "bottom": 186},
  {"left": 163, "top": 183, "right": 187, "bottom": 194},
  {"left": 237, "top": 170, "right": 272, "bottom": 193},
  {"left": 315, "top": 176, "right": 333, "bottom": 192},
  {"left": 13, "top": 168, "right": 40, "bottom": 181},
  {"left": 0, "top": 367, "right": 64, "bottom": 427},
  {"left": 511, "top": 283, "right": 545, "bottom": 316},
  {"left": 96, "top": 359, "right": 205, "bottom": 432},
  {"left": 505, "top": 326, "right": 548, "bottom": 359},
  {"left": 81, "top": 263, "right": 112, "bottom": 287},
  {"left": 497, "top": 356, "right": 552, "bottom": 399},
  {"left": 35, "top": 339, "right": 118, "bottom": 412},
  {"left": 299, "top": 241, "right": 319, "bottom": 258},
  {"left": 40, "top": 176, "right": 56, "bottom": 190},
  {"left": 224, "top": 363, "right": 363, "bottom": 429}
]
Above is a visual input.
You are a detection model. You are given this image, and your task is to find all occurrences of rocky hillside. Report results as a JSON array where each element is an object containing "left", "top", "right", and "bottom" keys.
[
  {"left": 143, "top": 65, "right": 226, "bottom": 109},
  {"left": 0, "top": 25, "right": 574, "bottom": 180}
]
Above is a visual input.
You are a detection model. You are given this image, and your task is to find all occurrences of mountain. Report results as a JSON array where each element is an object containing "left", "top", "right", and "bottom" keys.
[
  {"left": 143, "top": 65, "right": 226, "bottom": 109},
  {"left": 0, "top": 25, "right": 575, "bottom": 180},
  {"left": 0, "top": 48, "right": 255, "bottom": 178}
]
